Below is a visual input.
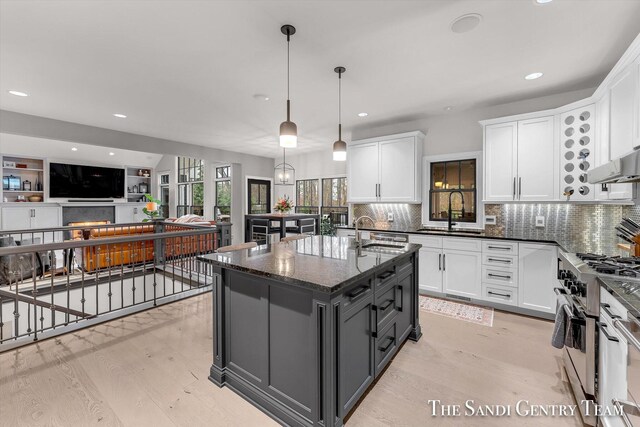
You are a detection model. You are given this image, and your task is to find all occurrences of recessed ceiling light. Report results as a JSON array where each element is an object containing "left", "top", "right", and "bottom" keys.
[
  {"left": 525, "top": 72, "right": 544, "bottom": 80},
  {"left": 253, "top": 94, "right": 270, "bottom": 101},
  {"left": 534, "top": 0, "right": 553, "bottom": 4},
  {"left": 113, "top": 113, "right": 127, "bottom": 118},
  {"left": 358, "top": 112, "right": 368, "bottom": 117},
  {"left": 71, "top": 147, "right": 78, "bottom": 151},
  {"left": 8, "top": 90, "right": 28, "bottom": 97},
  {"left": 109, "top": 152, "right": 115, "bottom": 156},
  {"left": 444, "top": 106, "right": 454, "bottom": 111},
  {"left": 450, "top": 14, "right": 482, "bottom": 34}
]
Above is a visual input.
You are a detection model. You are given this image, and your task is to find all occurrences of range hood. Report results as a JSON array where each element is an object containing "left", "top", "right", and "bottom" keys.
[{"left": 587, "top": 149, "right": 640, "bottom": 184}]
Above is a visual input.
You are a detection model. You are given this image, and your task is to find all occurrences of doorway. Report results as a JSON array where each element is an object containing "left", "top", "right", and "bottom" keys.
[{"left": 248, "top": 179, "right": 271, "bottom": 214}]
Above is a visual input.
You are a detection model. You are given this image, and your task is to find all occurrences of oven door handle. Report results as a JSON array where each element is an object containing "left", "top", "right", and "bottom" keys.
[
  {"left": 613, "top": 319, "right": 640, "bottom": 352},
  {"left": 612, "top": 399, "right": 640, "bottom": 427},
  {"left": 553, "top": 287, "right": 566, "bottom": 296}
]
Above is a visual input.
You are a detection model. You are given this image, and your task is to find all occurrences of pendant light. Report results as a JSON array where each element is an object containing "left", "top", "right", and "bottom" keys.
[
  {"left": 333, "top": 66, "right": 347, "bottom": 161},
  {"left": 275, "top": 148, "right": 295, "bottom": 185},
  {"left": 279, "top": 25, "right": 297, "bottom": 148}
]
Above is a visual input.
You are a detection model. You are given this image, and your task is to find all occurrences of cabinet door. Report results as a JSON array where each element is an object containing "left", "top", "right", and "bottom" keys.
[
  {"left": 115, "top": 205, "right": 145, "bottom": 223},
  {"left": 340, "top": 293, "right": 375, "bottom": 414},
  {"left": 518, "top": 243, "right": 557, "bottom": 313},
  {"left": 396, "top": 271, "right": 414, "bottom": 340},
  {"left": 442, "top": 249, "right": 481, "bottom": 298},
  {"left": 517, "top": 116, "right": 556, "bottom": 201},
  {"left": 598, "top": 320, "right": 627, "bottom": 427},
  {"left": 609, "top": 65, "right": 638, "bottom": 159},
  {"left": 0, "top": 207, "right": 32, "bottom": 231},
  {"left": 31, "top": 207, "right": 61, "bottom": 229},
  {"left": 418, "top": 247, "right": 442, "bottom": 293},
  {"left": 484, "top": 122, "right": 518, "bottom": 201},
  {"left": 379, "top": 137, "right": 417, "bottom": 202},
  {"left": 347, "top": 142, "right": 379, "bottom": 203}
]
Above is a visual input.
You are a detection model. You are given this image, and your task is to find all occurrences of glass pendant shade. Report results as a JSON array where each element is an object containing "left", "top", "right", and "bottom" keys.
[{"left": 333, "top": 139, "right": 347, "bottom": 161}]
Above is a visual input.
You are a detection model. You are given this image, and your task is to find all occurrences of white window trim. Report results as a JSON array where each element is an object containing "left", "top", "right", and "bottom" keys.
[{"left": 422, "top": 151, "right": 484, "bottom": 229}]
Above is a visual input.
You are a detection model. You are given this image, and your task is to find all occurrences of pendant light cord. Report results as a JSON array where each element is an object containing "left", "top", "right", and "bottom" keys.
[
  {"left": 338, "top": 69, "right": 342, "bottom": 140},
  {"left": 287, "top": 34, "right": 290, "bottom": 100}
]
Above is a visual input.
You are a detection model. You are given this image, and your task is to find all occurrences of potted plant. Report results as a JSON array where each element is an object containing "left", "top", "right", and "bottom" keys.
[
  {"left": 274, "top": 196, "right": 294, "bottom": 214},
  {"left": 142, "top": 194, "right": 162, "bottom": 222}
]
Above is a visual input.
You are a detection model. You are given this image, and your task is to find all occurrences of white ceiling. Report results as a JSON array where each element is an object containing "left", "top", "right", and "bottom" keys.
[{"left": 1, "top": 0, "right": 639, "bottom": 158}]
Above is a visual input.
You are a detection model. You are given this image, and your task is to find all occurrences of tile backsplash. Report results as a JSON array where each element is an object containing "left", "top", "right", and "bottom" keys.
[{"left": 353, "top": 202, "right": 640, "bottom": 254}]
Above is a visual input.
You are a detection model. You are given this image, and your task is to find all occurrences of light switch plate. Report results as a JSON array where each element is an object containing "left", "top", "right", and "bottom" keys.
[
  {"left": 535, "top": 216, "right": 545, "bottom": 227},
  {"left": 484, "top": 215, "right": 496, "bottom": 225},
  {"left": 387, "top": 212, "right": 394, "bottom": 222}
]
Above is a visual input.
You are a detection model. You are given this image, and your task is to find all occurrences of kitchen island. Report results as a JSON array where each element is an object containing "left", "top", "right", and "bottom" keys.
[{"left": 198, "top": 235, "right": 421, "bottom": 426}]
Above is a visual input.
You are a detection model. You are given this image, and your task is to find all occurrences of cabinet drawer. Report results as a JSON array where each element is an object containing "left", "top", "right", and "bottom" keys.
[
  {"left": 375, "top": 284, "right": 398, "bottom": 329},
  {"left": 482, "top": 266, "right": 517, "bottom": 287},
  {"left": 482, "top": 283, "right": 518, "bottom": 306},
  {"left": 483, "top": 253, "right": 518, "bottom": 268},
  {"left": 375, "top": 321, "right": 397, "bottom": 375},
  {"left": 342, "top": 281, "right": 374, "bottom": 315},
  {"left": 600, "top": 286, "right": 627, "bottom": 320},
  {"left": 374, "top": 268, "right": 397, "bottom": 290},
  {"left": 482, "top": 240, "right": 518, "bottom": 255},
  {"left": 409, "top": 235, "right": 442, "bottom": 249},
  {"left": 443, "top": 237, "right": 482, "bottom": 252}
]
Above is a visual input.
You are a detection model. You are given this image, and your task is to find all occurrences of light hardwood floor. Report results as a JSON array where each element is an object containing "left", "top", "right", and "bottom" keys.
[{"left": 0, "top": 293, "right": 582, "bottom": 426}]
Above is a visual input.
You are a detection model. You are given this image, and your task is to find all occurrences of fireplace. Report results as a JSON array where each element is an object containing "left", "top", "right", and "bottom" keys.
[{"left": 62, "top": 206, "right": 116, "bottom": 225}]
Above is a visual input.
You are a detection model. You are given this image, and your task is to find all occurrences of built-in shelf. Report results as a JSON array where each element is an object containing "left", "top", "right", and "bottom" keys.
[
  {"left": 127, "top": 175, "right": 151, "bottom": 179},
  {"left": 4, "top": 190, "right": 44, "bottom": 193},
  {"left": 3, "top": 167, "right": 44, "bottom": 172},
  {"left": 2, "top": 155, "right": 45, "bottom": 203}
]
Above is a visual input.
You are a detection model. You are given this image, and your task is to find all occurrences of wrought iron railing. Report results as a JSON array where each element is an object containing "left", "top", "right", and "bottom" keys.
[{"left": 0, "top": 221, "right": 218, "bottom": 352}]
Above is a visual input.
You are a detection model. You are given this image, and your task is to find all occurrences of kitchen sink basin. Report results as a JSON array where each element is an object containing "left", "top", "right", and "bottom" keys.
[
  {"left": 361, "top": 242, "right": 406, "bottom": 250},
  {"left": 416, "top": 228, "right": 484, "bottom": 235}
]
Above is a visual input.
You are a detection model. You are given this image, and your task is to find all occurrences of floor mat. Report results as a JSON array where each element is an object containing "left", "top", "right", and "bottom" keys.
[{"left": 419, "top": 295, "right": 494, "bottom": 327}]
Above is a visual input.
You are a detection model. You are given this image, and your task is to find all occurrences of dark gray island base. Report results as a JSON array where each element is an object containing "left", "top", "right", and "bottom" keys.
[{"left": 198, "top": 236, "right": 422, "bottom": 426}]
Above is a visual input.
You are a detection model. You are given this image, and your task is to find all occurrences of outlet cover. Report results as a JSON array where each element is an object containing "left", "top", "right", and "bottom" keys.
[
  {"left": 484, "top": 215, "right": 497, "bottom": 225},
  {"left": 387, "top": 212, "right": 394, "bottom": 222},
  {"left": 535, "top": 216, "right": 545, "bottom": 228}
]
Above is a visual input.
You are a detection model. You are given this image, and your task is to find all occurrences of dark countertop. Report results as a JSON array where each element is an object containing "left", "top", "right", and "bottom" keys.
[
  {"left": 598, "top": 276, "right": 640, "bottom": 320},
  {"left": 198, "top": 235, "right": 420, "bottom": 294},
  {"left": 336, "top": 225, "right": 569, "bottom": 251}
]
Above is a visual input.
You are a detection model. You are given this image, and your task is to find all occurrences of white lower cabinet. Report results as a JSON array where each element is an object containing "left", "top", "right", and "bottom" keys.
[
  {"left": 517, "top": 243, "right": 557, "bottom": 313},
  {"left": 442, "top": 249, "right": 482, "bottom": 298},
  {"left": 115, "top": 204, "right": 146, "bottom": 223},
  {"left": 1, "top": 206, "right": 62, "bottom": 243},
  {"left": 481, "top": 283, "right": 518, "bottom": 306},
  {"left": 418, "top": 247, "right": 443, "bottom": 293}
]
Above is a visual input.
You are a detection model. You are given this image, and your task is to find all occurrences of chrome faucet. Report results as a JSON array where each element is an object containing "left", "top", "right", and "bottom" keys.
[
  {"left": 448, "top": 191, "right": 465, "bottom": 232},
  {"left": 354, "top": 215, "right": 375, "bottom": 243}
]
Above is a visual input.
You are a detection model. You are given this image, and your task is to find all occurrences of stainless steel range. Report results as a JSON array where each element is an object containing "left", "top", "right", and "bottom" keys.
[{"left": 556, "top": 251, "right": 640, "bottom": 426}]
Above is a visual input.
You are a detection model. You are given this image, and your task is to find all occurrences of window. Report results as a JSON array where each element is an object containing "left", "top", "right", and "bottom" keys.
[
  {"left": 429, "top": 159, "right": 476, "bottom": 223},
  {"left": 295, "top": 179, "right": 319, "bottom": 214},
  {"left": 177, "top": 157, "right": 204, "bottom": 217},
  {"left": 215, "top": 166, "right": 231, "bottom": 217},
  {"left": 321, "top": 177, "right": 348, "bottom": 226},
  {"left": 158, "top": 172, "right": 170, "bottom": 218},
  {"left": 248, "top": 179, "right": 271, "bottom": 214}
]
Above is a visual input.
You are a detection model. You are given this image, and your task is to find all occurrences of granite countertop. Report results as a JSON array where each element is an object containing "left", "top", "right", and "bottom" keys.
[
  {"left": 198, "top": 235, "right": 420, "bottom": 293},
  {"left": 336, "top": 225, "right": 569, "bottom": 251},
  {"left": 598, "top": 276, "right": 640, "bottom": 320}
]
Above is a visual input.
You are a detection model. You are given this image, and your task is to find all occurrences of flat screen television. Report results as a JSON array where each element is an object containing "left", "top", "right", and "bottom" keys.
[{"left": 49, "top": 163, "right": 125, "bottom": 199}]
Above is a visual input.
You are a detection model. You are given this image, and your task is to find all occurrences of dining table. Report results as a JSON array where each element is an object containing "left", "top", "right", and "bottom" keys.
[{"left": 244, "top": 212, "right": 320, "bottom": 242}]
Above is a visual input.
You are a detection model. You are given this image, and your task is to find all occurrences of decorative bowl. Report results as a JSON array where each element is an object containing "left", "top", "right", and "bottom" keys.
[{"left": 27, "top": 195, "right": 42, "bottom": 202}]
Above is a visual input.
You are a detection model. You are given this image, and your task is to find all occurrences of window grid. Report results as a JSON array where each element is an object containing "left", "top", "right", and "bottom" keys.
[{"left": 429, "top": 159, "right": 476, "bottom": 223}]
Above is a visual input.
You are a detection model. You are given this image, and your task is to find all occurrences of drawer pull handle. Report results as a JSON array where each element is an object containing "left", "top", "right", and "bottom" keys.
[
  {"left": 378, "top": 336, "right": 394, "bottom": 352},
  {"left": 488, "top": 273, "right": 511, "bottom": 280},
  {"left": 380, "top": 299, "right": 394, "bottom": 311},
  {"left": 488, "top": 290, "right": 511, "bottom": 298},
  {"left": 600, "top": 303, "right": 621, "bottom": 319},
  {"left": 397, "top": 285, "right": 403, "bottom": 312},
  {"left": 348, "top": 286, "right": 368, "bottom": 300},
  {"left": 487, "top": 245, "right": 511, "bottom": 250},
  {"left": 371, "top": 305, "right": 378, "bottom": 338},
  {"left": 487, "top": 258, "right": 511, "bottom": 264},
  {"left": 378, "top": 271, "right": 394, "bottom": 280},
  {"left": 597, "top": 322, "right": 619, "bottom": 342}
]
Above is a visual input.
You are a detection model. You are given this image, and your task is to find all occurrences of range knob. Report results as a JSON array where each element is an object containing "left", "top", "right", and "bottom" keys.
[{"left": 570, "top": 285, "right": 579, "bottom": 295}]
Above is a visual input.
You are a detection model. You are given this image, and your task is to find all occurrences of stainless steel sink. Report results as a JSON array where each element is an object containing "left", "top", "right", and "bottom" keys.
[
  {"left": 416, "top": 228, "right": 484, "bottom": 235},
  {"left": 361, "top": 242, "right": 406, "bottom": 250}
]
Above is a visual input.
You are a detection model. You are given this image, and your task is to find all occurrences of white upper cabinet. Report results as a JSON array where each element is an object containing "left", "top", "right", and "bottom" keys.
[
  {"left": 346, "top": 142, "right": 379, "bottom": 203},
  {"left": 484, "top": 122, "right": 517, "bottom": 201},
  {"left": 608, "top": 57, "right": 639, "bottom": 159},
  {"left": 517, "top": 116, "right": 556, "bottom": 201},
  {"left": 483, "top": 116, "right": 556, "bottom": 202},
  {"left": 347, "top": 131, "right": 424, "bottom": 203}
]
